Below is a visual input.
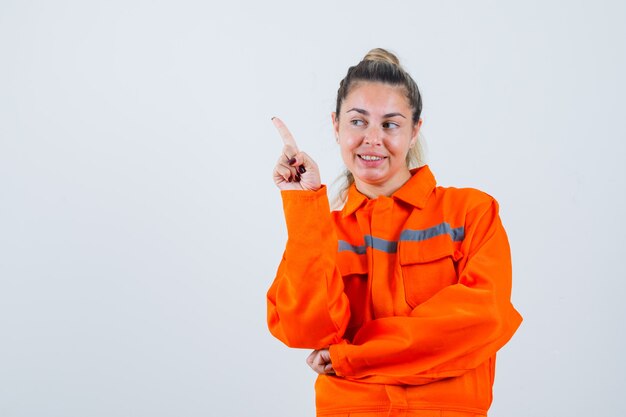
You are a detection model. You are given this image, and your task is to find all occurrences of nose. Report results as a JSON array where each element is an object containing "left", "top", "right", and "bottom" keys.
[{"left": 364, "top": 125, "right": 384, "bottom": 146}]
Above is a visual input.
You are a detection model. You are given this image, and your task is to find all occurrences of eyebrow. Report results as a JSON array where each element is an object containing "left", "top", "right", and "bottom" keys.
[{"left": 346, "top": 108, "right": 407, "bottom": 119}]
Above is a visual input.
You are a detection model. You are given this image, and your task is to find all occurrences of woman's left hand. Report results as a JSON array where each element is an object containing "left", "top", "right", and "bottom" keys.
[{"left": 306, "top": 349, "right": 335, "bottom": 375}]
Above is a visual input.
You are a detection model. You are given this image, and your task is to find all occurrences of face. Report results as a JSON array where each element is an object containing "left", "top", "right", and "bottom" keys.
[{"left": 332, "top": 82, "right": 422, "bottom": 197}]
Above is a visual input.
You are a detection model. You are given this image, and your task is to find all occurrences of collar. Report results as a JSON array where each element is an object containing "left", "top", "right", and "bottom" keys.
[{"left": 341, "top": 165, "right": 437, "bottom": 217}]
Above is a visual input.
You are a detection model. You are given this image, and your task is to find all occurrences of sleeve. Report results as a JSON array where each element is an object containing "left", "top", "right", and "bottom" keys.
[
  {"left": 328, "top": 197, "right": 523, "bottom": 385},
  {"left": 266, "top": 186, "right": 351, "bottom": 349}
]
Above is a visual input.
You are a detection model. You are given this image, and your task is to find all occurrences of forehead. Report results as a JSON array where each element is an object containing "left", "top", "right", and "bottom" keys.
[{"left": 343, "top": 82, "right": 410, "bottom": 113}]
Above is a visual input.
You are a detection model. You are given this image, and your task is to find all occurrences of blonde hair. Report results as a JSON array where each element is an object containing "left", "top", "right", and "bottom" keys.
[{"left": 331, "top": 48, "right": 425, "bottom": 209}]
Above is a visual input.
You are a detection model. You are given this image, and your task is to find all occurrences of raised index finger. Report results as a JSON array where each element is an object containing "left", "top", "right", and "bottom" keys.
[{"left": 272, "top": 117, "right": 299, "bottom": 152}]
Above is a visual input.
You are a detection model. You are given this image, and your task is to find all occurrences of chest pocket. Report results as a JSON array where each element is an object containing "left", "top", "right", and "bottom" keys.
[
  {"left": 336, "top": 249, "right": 368, "bottom": 277},
  {"left": 399, "top": 237, "right": 462, "bottom": 309}
]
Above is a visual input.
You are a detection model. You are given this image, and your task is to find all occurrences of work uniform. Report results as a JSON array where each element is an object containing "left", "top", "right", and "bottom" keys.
[{"left": 267, "top": 165, "right": 522, "bottom": 417}]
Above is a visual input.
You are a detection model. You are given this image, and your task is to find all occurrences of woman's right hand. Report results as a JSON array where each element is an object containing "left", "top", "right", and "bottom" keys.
[{"left": 272, "top": 117, "right": 321, "bottom": 191}]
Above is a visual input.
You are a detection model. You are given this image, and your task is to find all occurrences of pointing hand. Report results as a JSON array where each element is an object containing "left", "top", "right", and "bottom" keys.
[{"left": 272, "top": 117, "right": 321, "bottom": 191}]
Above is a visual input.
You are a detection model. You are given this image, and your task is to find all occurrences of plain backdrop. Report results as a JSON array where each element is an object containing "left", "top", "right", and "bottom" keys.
[{"left": 1, "top": 1, "right": 625, "bottom": 416}]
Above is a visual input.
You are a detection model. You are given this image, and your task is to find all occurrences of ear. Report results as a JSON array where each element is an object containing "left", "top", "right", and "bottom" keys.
[
  {"left": 410, "top": 118, "right": 423, "bottom": 148},
  {"left": 331, "top": 112, "right": 339, "bottom": 142}
]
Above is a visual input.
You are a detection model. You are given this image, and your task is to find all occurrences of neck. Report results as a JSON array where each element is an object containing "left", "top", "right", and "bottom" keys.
[{"left": 354, "top": 170, "right": 412, "bottom": 199}]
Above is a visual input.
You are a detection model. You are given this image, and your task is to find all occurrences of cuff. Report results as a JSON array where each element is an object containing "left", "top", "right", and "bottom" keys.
[
  {"left": 281, "top": 185, "right": 331, "bottom": 245},
  {"left": 329, "top": 340, "right": 353, "bottom": 378}
]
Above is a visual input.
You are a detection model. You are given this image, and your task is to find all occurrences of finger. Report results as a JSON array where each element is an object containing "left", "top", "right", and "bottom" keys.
[
  {"left": 314, "top": 352, "right": 327, "bottom": 369},
  {"left": 282, "top": 144, "right": 299, "bottom": 162},
  {"left": 323, "top": 363, "right": 335, "bottom": 374},
  {"left": 307, "top": 351, "right": 321, "bottom": 370},
  {"left": 306, "top": 351, "right": 316, "bottom": 366},
  {"left": 283, "top": 152, "right": 309, "bottom": 174},
  {"left": 272, "top": 117, "right": 299, "bottom": 151},
  {"left": 274, "top": 165, "right": 293, "bottom": 183},
  {"left": 276, "top": 155, "right": 299, "bottom": 179},
  {"left": 306, "top": 350, "right": 321, "bottom": 368},
  {"left": 306, "top": 352, "right": 324, "bottom": 374},
  {"left": 292, "top": 151, "right": 316, "bottom": 170}
]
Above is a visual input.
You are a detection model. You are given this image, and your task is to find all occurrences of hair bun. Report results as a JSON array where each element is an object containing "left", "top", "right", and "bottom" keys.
[{"left": 363, "top": 48, "right": 400, "bottom": 66}]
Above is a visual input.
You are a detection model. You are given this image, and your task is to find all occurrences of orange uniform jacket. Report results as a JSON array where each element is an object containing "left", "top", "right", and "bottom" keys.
[{"left": 267, "top": 166, "right": 522, "bottom": 416}]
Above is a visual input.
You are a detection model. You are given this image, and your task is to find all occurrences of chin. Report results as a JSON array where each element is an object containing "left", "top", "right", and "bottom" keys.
[{"left": 354, "top": 172, "right": 388, "bottom": 185}]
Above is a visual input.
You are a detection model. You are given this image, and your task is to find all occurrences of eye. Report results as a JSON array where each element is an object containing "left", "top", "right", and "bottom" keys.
[
  {"left": 350, "top": 119, "right": 365, "bottom": 126},
  {"left": 382, "top": 121, "right": 399, "bottom": 129}
]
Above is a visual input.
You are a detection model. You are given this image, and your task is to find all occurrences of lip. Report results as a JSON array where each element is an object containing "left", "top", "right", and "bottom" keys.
[{"left": 357, "top": 153, "right": 387, "bottom": 167}]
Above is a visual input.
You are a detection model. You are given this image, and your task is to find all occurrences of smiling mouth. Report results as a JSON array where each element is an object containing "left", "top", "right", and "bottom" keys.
[{"left": 358, "top": 154, "right": 386, "bottom": 161}]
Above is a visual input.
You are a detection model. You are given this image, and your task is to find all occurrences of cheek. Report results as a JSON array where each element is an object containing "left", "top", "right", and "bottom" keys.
[
  {"left": 338, "top": 142, "right": 359, "bottom": 167},
  {"left": 339, "top": 143, "right": 354, "bottom": 162},
  {"left": 389, "top": 134, "right": 412, "bottom": 155},
  {"left": 339, "top": 134, "right": 359, "bottom": 153}
]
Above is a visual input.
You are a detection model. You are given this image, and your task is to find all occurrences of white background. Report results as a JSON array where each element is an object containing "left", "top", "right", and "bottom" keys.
[{"left": 1, "top": 1, "right": 625, "bottom": 416}]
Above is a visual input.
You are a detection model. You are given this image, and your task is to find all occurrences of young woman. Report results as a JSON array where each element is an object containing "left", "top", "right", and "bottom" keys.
[{"left": 267, "top": 48, "right": 522, "bottom": 417}]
